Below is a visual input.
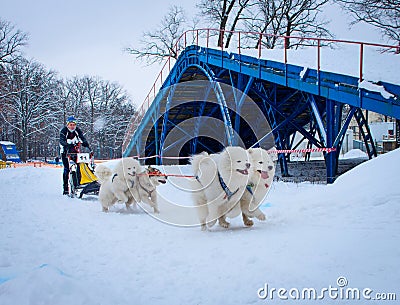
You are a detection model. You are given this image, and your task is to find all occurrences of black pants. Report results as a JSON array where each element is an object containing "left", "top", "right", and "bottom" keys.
[{"left": 61, "top": 153, "right": 69, "bottom": 189}]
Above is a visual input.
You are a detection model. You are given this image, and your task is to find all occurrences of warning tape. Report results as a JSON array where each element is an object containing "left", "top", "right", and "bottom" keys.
[
  {"left": 137, "top": 172, "right": 196, "bottom": 178},
  {"left": 132, "top": 147, "right": 336, "bottom": 160},
  {"left": 273, "top": 147, "right": 336, "bottom": 154},
  {"left": 132, "top": 155, "right": 191, "bottom": 160},
  {"left": 131, "top": 147, "right": 336, "bottom": 179}
]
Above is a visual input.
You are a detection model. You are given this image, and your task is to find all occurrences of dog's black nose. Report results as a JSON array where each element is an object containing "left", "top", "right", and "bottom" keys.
[
  {"left": 245, "top": 162, "right": 251, "bottom": 169},
  {"left": 268, "top": 165, "right": 273, "bottom": 171}
]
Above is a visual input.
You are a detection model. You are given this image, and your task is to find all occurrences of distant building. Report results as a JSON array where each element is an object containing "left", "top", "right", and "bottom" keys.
[
  {"left": 0, "top": 141, "right": 21, "bottom": 162},
  {"left": 349, "top": 110, "right": 398, "bottom": 153}
]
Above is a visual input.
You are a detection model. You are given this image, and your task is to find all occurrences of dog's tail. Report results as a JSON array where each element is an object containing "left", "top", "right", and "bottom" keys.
[
  {"left": 190, "top": 152, "right": 210, "bottom": 176},
  {"left": 94, "top": 164, "right": 113, "bottom": 184}
]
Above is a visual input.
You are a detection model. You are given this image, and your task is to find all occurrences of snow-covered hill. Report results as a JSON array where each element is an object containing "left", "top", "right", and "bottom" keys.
[{"left": 1, "top": 150, "right": 399, "bottom": 305}]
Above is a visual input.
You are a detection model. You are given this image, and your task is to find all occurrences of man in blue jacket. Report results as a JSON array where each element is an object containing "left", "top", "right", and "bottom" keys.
[{"left": 59, "top": 116, "right": 91, "bottom": 195}]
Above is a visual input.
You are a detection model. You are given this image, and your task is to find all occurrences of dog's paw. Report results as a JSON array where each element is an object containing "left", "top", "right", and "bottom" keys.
[
  {"left": 243, "top": 218, "right": 254, "bottom": 227},
  {"left": 201, "top": 224, "right": 207, "bottom": 231},
  {"left": 256, "top": 213, "right": 266, "bottom": 221},
  {"left": 218, "top": 218, "right": 230, "bottom": 228},
  {"left": 153, "top": 208, "right": 160, "bottom": 214},
  {"left": 242, "top": 213, "right": 254, "bottom": 226}
]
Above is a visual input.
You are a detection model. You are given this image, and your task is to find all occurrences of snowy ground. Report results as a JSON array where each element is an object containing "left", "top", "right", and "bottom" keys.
[{"left": 1, "top": 149, "right": 399, "bottom": 305}]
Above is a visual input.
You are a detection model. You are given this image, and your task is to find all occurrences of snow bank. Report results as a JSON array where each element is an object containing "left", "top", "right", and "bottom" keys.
[
  {"left": 340, "top": 149, "right": 368, "bottom": 159},
  {"left": 332, "top": 148, "right": 400, "bottom": 199}
]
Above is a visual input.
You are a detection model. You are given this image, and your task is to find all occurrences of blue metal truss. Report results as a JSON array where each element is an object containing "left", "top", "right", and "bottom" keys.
[{"left": 123, "top": 45, "right": 399, "bottom": 182}]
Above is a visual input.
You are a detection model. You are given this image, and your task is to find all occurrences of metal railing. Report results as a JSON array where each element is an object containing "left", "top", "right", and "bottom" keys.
[{"left": 122, "top": 28, "right": 399, "bottom": 152}]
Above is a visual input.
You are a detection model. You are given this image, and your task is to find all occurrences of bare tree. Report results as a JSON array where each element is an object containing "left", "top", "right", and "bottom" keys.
[
  {"left": 58, "top": 76, "right": 89, "bottom": 121},
  {"left": 335, "top": 0, "right": 400, "bottom": 46},
  {"left": 94, "top": 81, "right": 135, "bottom": 158},
  {"left": 0, "top": 18, "right": 28, "bottom": 65},
  {"left": 0, "top": 59, "right": 59, "bottom": 161},
  {"left": 245, "top": 0, "right": 332, "bottom": 49},
  {"left": 197, "top": 0, "right": 252, "bottom": 48},
  {"left": 125, "top": 5, "right": 191, "bottom": 64},
  {"left": 84, "top": 76, "right": 101, "bottom": 135},
  {"left": 0, "top": 19, "right": 135, "bottom": 160},
  {"left": 53, "top": 78, "right": 72, "bottom": 125},
  {"left": 58, "top": 76, "right": 136, "bottom": 159}
]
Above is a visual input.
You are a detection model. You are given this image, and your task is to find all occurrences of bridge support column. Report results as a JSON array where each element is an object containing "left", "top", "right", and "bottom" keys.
[
  {"left": 325, "top": 99, "right": 340, "bottom": 183},
  {"left": 230, "top": 73, "right": 254, "bottom": 146},
  {"left": 191, "top": 85, "right": 213, "bottom": 155},
  {"left": 159, "top": 86, "right": 176, "bottom": 164},
  {"left": 153, "top": 119, "right": 160, "bottom": 165}
]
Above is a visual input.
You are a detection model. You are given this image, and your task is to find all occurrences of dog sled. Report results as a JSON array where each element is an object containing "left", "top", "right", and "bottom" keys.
[{"left": 66, "top": 144, "right": 100, "bottom": 198}]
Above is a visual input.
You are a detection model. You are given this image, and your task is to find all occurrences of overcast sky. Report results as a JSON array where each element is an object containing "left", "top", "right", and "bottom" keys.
[{"left": 2, "top": 0, "right": 384, "bottom": 107}]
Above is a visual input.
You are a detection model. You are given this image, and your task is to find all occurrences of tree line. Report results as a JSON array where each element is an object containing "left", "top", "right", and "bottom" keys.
[
  {"left": 127, "top": 0, "right": 399, "bottom": 64},
  {"left": 0, "top": 19, "right": 135, "bottom": 161}
]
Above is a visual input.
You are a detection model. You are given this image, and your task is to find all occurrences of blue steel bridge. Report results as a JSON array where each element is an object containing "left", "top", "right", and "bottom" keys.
[{"left": 122, "top": 29, "right": 400, "bottom": 183}]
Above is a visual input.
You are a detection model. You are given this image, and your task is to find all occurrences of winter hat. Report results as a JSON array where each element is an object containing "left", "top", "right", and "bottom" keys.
[{"left": 66, "top": 116, "right": 77, "bottom": 124}]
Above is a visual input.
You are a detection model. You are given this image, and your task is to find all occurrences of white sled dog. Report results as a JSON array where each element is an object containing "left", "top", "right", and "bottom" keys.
[
  {"left": 240, "top": 147, "right": 277, "bottom": 227},
  {"left": 191, "top": 146, "right": 251, "bottom": 230},
  {"left": 95, "top": 158, "right": 142, "bottom": 212},
  {"left": 134, "top": 166, "right": 167, "bottom": 214}
]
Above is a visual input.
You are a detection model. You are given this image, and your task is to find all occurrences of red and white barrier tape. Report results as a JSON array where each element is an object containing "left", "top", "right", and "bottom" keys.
[
  {"left": 132, "top": 147, "right": 336, "bottom": 160},
  {"left": 273, "top": 147, "right": 336, "bottom": 154},
  {"left": 132, "top": 155, "right": 191, "bottom": 160},
  {"left": 138, "top": 172, "right": 196, "bottom": 178},
  {"left": 132, "top": 147, "right": 336, "bottom": 179}
]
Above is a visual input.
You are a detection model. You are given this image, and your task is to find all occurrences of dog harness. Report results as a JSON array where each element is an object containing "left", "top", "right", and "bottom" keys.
[
  {"left": 246, "top": 183, "right": 255, "bottom": 195},
  {"left": 138, "top": 179, "right": 154, "bottom": 198},
  {"left": 111, "top": 173, "right": 135, "bottom": 188},
  {"left": 218, "top": 172, "right": 239, "bottom": 201}
]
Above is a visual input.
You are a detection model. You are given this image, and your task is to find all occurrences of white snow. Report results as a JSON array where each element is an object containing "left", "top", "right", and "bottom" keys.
[
  {"left": 359, "top": 80, "right": 396, "bottom": 99},
  {"left": 93, "top": 117, "right": 106, "bottom": 132},
  {"left": 0, "top": 141, "right": 15, "bottom": 146},
  {"left": 340, "top": 149, "right": 368, "bottom": 159},
  {"left": 1, "top": 149, "right": 400, "bottom": 304},
  {"left": 299, "top": 67, "right": 309, "bottom": 80},
  {"left": 226, "top": 43, "right": 400, "bottom": 86}
]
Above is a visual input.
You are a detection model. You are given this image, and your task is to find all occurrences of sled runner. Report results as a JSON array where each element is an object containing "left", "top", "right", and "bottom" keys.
[{"left": 66, "top": 143, "right": 100, "bottom": 198}]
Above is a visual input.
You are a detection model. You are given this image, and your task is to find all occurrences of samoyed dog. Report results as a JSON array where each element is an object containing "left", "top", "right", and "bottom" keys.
[
  {"left": 133, "top": 166, "right": 167, "bottom": 214},
  {"left": 191, "top": 146, "right": 251, "bottom": 230},
  {"left": 95, "top": 158, "right": 142, "bottom": 212},
  {"left": 240, "top": 147, "right": 277, "bottom": 226}
]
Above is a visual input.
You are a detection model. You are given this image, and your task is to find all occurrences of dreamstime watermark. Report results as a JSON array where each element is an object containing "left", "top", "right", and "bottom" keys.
[{"left": 257, "top": 277, "right": 397, "bottom": 301}]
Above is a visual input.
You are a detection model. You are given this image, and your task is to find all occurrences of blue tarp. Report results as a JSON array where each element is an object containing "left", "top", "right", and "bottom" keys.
[{"left": 0, "top": 141, "right": 21, "bottom": 162}]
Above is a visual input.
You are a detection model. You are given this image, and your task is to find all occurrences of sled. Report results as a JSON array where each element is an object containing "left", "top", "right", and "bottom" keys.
[{"left": 66, "top": 144, "right": 100, "bottom": 199}]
